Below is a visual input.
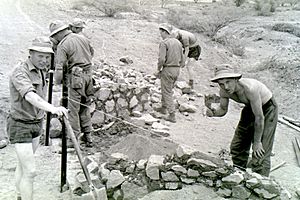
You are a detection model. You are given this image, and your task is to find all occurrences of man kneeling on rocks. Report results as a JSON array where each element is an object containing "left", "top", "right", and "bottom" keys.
[
  {"left": 205, "top": 64, "right": 278, "bottom": 177},
  {"left": 8, "top": 36, "right": 68, "bottom": 200}
]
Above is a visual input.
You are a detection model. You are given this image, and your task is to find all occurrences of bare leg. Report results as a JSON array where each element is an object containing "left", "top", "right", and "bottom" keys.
[
  {"left": 15, "top": 156, "right": 22, "bottom": 199},
  {"left": 15, "top": 137, "right": 39, "bottom": 200},
  {"left": 186, "top": 58, "right": 195, "bottom": 88}
]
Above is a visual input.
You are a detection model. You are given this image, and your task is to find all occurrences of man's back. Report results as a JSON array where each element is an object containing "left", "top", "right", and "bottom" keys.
[
  {"left": 57, "top": 33, "right": 93, "bottom": 72},
  {"left": 177, "top": 30, "right": 197, "bottom": 47},
  {"left": 158, "top": 37, "right": 183, "bottom": 68}
]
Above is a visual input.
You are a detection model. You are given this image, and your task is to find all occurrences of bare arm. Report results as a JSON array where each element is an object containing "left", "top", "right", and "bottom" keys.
[
  {"left": 25, "top": 91, "right": 68, "bottom": 117},
  {"left": 248, "top": 91, "right": 265, "bottom": 158},
  {"left": 206, "top": 90, "right": 229, "bottom": 117}
]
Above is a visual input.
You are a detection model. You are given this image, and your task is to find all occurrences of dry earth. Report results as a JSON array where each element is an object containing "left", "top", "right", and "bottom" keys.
[{"left": 0, "top": 0, "right": 300, "bottom": 199}]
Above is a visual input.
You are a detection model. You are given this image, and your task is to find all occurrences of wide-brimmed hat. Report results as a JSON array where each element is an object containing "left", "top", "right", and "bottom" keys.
[
  {"left": 211, "top": 64, "right": 242, "bottom": 82},
  {"left": 49, "top": 20, "right": 69, "bottom": 37},
  {"left": 28, "top": 36, "right": 54, "bottom": 54},
  {"left": 69, "top": 18, "right": 86, "bottom": 28},
  {"left": 159, "top": 23, "right": 172, "bottom": 34}
]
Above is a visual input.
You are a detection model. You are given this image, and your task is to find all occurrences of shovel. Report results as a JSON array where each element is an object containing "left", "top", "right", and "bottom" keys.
[{"left": 63, "top": 116, "right": 100, "bottom": 200}]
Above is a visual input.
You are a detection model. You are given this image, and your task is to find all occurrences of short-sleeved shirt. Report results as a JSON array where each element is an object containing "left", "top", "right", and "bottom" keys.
[
  {"left": 158, "top": 37, "right": 184, "bottom": 70},
  {"left": 176, "top": 30, "right": 197, "bottom": 48},
  {"left": 9, "top": 59, "right": 47, "bottom": 122},
  {"left": 56, "top": 32, "right": 94, "bottom": 73}
]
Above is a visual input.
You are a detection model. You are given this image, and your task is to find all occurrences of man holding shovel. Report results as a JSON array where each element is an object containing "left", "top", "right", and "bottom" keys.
[
  {"left": 7, "top": 36, "right": 68, "bottom": 200},
  {"left": 205, "top": 64, "right": 278, "bottom": 176}
]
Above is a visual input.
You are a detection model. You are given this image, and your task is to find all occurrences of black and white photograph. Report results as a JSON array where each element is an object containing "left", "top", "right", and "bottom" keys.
[{"left": 0, "top": 0, "right": 300, "bottom": 199}]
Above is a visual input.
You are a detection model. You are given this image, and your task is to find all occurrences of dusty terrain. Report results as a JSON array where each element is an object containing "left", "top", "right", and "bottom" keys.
[{"left": 0, "top": 0, "right": 299, "bottom": 199}]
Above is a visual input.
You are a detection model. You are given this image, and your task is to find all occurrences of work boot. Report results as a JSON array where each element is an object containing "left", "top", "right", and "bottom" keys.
[
  {"left": 189, "top": 79, "right": 194, "bottom": 89},
  {"left": 154, "top": 107, "right": 167, "bottom": 115},
  {"left": 165, "top": 112, "right": 176, "bottom": 123},
  {"left": 80, "top": 132, "right": 93, "bottom": 147}
]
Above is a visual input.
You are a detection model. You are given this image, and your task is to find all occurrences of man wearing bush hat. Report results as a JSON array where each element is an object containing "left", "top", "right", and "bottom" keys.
[
  {"left": 8, "top": 36, "right": 68, "bottom": 200},
  {"left": 205, "top": 64, "right": 278, "bottom": 176},
  {"left": 69, "top": 18, "right": 86, "bottom": 34},
  {"left": 155, "top": 23, "right": 184, "bottom": 123},
  {"left": 49, "top": 20, "right": 94, "bottom": 147}
]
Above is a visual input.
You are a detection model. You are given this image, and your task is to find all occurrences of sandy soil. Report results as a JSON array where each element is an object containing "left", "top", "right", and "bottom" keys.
[{"left": 0, "top": 0, "right": 300, "bottom": 199}]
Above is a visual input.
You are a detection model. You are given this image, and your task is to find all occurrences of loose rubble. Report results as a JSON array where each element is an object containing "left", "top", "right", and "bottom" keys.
[
  {"left": 69, "top": 144, "right": 290, "bottom": 200},
  {"left": 50, "top": 60, "right": 200, "bottom": 138}
]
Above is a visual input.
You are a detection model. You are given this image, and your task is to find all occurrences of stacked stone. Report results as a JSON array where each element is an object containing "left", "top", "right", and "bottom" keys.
[
  {"left": 49, "top": 61, "right": 200, "bottom": 137},
  {"left": 90, "top": 62, "right": 198, "bottom": 127},
  {"left": 91, "top": 63, "right": 153, "bottom": 126},
  {"left": 64, "top": 144, "right": 290, "bottom": 200}
]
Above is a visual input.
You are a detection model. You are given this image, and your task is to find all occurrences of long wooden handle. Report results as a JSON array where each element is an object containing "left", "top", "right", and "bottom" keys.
[{"left": 63, "top": 117, "right": 93, "bottom": 186}]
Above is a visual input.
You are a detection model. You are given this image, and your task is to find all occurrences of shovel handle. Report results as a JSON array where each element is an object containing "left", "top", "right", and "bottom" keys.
[{"left": 62, "top": 117, "right": 97, "bottom": 191}]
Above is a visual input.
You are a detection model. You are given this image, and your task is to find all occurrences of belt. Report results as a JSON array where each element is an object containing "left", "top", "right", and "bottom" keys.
[
  {"left": 10, "top": 116, "right": 42, "bottom": 124},
  {"left": 262, "top": 97, "right": 276, "bottom": 109},
  {"left": 163, "top": 65, "right": 180, "bottom": 68}
]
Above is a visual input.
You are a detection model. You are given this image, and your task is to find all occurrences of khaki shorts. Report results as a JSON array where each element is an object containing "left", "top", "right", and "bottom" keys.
[{"left": 7, "top": 116, "right": 42, "bottom": 144}]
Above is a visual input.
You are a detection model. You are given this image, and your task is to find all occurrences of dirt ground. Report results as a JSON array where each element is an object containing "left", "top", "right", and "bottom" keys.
[{"left": 0, "top": 0, "right": 300, "bottom": 199}]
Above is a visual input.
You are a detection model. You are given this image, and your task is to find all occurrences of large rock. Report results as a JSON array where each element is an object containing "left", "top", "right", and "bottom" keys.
[
  {"left": 146, "top": 155, "right": 165, "bottom": 180},
  {"left": 129, "top": 96, "right": 139, "bottom": 108},
  {"left": 171, "top": 165, "right": 187, "bottom": 175},
  {"left": 91, "top": 111, "right": 105, "bottom": 125},
  {"left": 97, "top": 88, "right": 111, "bottom": 101},
  {"left": 165, "top": 182, "right": 181, "bottom": 190},
  {"left": 222, "top": 172, "right": 244, "bottom": 188},
  {"left": 176, "top": 144, "right": 197, "bottom": 160},
  {"left": 253, "top": 188, "right": 278, "bottom": 199},
  {"left": 187, "top": 158, "right": 217, "bottom": 171},
  {"left": 161, "top": 171, "right": 179, "bottom": 182},
  {"left": 117, "top": 98, "right": 128, "bottom": 108},
  {"left": 232, "top": 185, "right": 251, "bottom": 199},
  {"left": 105, "top": 100, "right": 115, "bottom": 112},
  {"left": 179, "top": 103, "right": 197, "bottom": 113},
  {"left": 187, "top": 169, "right": 200, "bottom": 178},
  {"left": 106, "top": 170, "right": 125, "bottom": 189}
]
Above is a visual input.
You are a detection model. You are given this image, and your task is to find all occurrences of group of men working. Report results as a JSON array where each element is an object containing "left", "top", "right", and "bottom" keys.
[
  {"left": 6, "top": 19, "right": 278, "bottom": 200},
  {"left": 156, "top": 23, "right": 278, "bottom": 177}
]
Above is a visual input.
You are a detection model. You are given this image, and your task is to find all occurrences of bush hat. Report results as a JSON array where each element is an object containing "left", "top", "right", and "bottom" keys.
[
  {"left": 211, "top": 64, "right": 242, "bottom": 82},
  {"left": 159, "top": 23, "right": 172, "bottom": 34},
  {"left": 28, "top": 36, "right": 54, "bottom": 54},
  {"left": 69, "top": 18, "right": 86, "bottom": 28},
  {"left": 49, "top": 20, "right": 69, "bottom": 37}
]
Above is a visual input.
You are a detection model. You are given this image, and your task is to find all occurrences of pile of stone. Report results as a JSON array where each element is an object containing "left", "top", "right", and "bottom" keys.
[
  {"left": 90, "top": 61, "right": 198, "bottom": 126},
  {"left": 49, "top": 61, "right": 199, "bottom": 138},
  {"left": 71, "top": 144, "right": 290, "bottom": 200}
]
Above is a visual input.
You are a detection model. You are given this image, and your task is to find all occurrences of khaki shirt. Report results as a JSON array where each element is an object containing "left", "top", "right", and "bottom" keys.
[
  {"left": 9, "top": 59, "right": 47, "bottom": 121},
  {"left": 176, "top": 30, "right": 197, "bottom": 48},
  {"left": 158, "top": 37, "right": 184, "bottom": 70},
  {"left": 56, "top": 32, "right": 94, "bottom": 73}
]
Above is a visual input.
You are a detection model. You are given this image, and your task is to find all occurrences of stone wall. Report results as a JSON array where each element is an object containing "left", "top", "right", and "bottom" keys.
[
  {"left": 71, "top": 144, "right": 291, "bottom": 200},
  {"left": 90, "top": 61, "right": 197, "bottom": 127}
]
